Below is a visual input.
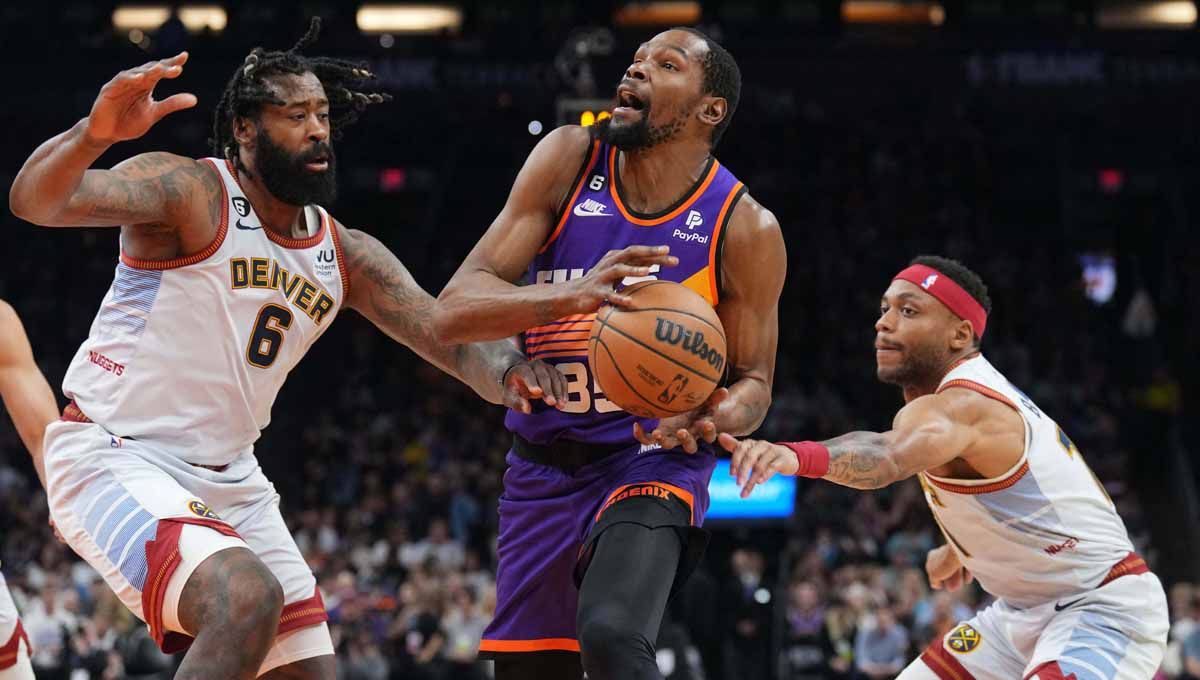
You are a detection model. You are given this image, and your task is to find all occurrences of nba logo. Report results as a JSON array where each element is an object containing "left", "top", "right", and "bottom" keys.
[
  {"left": 921, "top": 274, "right": 938, "bottom": 289},
  {"left": 685, "top": 210, "right": 704, "bottom": 229}
]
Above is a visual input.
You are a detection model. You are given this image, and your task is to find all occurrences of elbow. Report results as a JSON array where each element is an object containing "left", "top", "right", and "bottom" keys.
[
  {"left": 430, "top": 299, "right": 467, "bottom": 345},
  {"left": 8, "top": 182, "right": 34, "bottom": 223}
]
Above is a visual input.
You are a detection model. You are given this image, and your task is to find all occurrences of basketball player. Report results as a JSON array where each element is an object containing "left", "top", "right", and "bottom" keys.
[
  {"left": 721, "top": 255, "right": 1169, "bottom": 679},
  {"left": 8, "top": 20, "right": 563, "bottom": 680},
  {"left": 433, "top": 28, "right": 786, "bottom": 680},
  {"left": 0, "top": 301, "right": 59, "bottom": 680}
]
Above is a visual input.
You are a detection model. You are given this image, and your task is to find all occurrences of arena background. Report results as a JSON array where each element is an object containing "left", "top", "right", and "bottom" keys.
[{"left": 0, "top": 1, "right": 1197, "bottom": 678}]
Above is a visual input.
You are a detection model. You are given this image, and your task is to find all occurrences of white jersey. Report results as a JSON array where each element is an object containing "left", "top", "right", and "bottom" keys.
[
  {"left": 62, "top": 158, "right": 349, "bottom": 467},
  {"left": 918, "top": 355, "right": 1135, "bottom": 609}
]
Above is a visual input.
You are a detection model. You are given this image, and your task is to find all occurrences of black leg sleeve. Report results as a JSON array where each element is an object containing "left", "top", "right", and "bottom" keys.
[
  {"left": 492, "top": 652, "right": 584, "bottom": 680},
  {"left": 576, "top": 522, "right": 684, "bottom": 680}
]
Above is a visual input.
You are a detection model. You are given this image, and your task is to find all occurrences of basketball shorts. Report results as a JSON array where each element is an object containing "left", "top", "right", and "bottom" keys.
[
  {"left": 899, "top": 558, "right": 1168, "bottom": 680},
  {"left": 479, "top": 438, "right": 716, "bottom": 659},
  {"left": 0, "top": 572, "right": 32, "bottom": 680},
  {"left": 43, "top": 418, "right": 333, "bottom": 674}
]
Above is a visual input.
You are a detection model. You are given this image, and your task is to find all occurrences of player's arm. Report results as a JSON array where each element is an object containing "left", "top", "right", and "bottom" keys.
[
  {"left": 431, "top": 125, "right": 679, "bottom": 343},
  {"left": 635, "top": 195, "right": 786, "bottom": 450},
  {"left": 720, "top": 390, "right": 978, "bottom": 495},
  {"left": 340, "top": 227, "right": 566, "bottom": 413},
  {"left": 0, "top": 301, "right": 60, "bottom": 490},
  {"left": 9, "top": 53, "right": 205, "bottom": 229}
]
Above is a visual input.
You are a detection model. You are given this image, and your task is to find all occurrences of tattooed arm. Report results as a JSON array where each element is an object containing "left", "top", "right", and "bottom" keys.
[
  {"left": 340, "top": 227, "right": 566, "bottom": 410},
  {"left": 720, "top": 390, "right": 1017, "bottom": 496}
]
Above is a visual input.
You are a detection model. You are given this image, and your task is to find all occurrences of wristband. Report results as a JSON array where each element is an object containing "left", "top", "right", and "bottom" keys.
[{"left": 778, "top": 441, "right": 831, "bottom": 478}]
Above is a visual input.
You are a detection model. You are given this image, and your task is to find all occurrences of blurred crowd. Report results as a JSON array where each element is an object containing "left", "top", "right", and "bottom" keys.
[{"left": 0, "top": 13, "right": 1195, "bottom": 679}]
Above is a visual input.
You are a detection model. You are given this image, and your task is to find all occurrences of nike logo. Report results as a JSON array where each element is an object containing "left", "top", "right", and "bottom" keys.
[
  {"left": 1054, "top": 598, "right": 1084, "bottom": 611},
  {"left": 235, "top": 219, "right": 262, "bottom": 231},
  {"left": 573, "top": 199, "right": 610, "bottom": 217}
]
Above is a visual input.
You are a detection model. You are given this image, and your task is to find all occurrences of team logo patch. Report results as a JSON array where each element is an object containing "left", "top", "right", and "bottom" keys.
[
  {"left": 188, "top": 500, "right": 221, "bottom": 520},
  {"left": 232, "top": 197, "right": 251, "bottom": 217},
  {"left": 947, "top": 624, "right": 981, "bottom": 653},
  {"left": 921, "top": 273, "right": 939, "bottom": 289}
]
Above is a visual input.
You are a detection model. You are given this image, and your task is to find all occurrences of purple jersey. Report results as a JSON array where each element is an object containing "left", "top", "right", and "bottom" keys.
[{"left": 505, "top": 138, "right": 747, "bottom": 445}]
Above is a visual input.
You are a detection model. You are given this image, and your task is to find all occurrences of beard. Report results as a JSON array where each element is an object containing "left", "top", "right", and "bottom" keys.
[
  {"left": 876, "top": 340, "right": 948, "bottom": 388},
  {"left": 593, "top": 101, "right": 686, "bottom": 151},
  {"left": 254, "top": 128, "right": 338, "bottom": 207}
]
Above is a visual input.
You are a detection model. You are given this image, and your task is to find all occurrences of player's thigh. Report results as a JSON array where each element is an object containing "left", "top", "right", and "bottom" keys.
[
  {"left": 1028, "top": 574, "right": 1169, "bottom": 680},
  {"left": 914, "top": 607, "right": 1026, "bottom": 680},
  {"left": 44, "top": 422, "right": 250, "bottom": 632},
  {"left": 219, "top": 483, "right": 332, "bottom": 676}
]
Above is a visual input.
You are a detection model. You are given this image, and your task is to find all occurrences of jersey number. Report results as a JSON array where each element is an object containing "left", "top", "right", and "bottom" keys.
[
  {"left": 247, "top": 304, "right": 293, "bottom": 368},
  {"left": 556, "top": 362, "right": 621, "bottom": 414}
]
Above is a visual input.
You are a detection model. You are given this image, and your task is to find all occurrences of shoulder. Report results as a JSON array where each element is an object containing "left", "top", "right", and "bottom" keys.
[
  {"left": 898, "top": 387, "right": 1013, "bottom": 430},
  {"left": 718, "top": 192, "right": 785, "bottom": 293},
  {"left": 524, "top": 125, "right": 596, "bottom": 184},
  {"left": 112, "top": 152, "right": 220, "bottom": 186}
]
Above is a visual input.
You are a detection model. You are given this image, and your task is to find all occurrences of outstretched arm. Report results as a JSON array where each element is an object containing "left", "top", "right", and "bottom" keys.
[
  {"left": 432, "top": 125, "right": 678, "bottom": 343},
  {"left": 720, "top": 391, "right": 978, "bottom": 495},
  {"left": 10, "top": 52, "right": 201, "bottom": 228},
  {"left": 341, "top": 227, "right": 565, "bottom": 412},
  {"left": 0, "top": 301, "right": 59, "bottom": 489}
]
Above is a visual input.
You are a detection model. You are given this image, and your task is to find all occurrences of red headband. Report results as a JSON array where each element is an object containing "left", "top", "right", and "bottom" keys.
[{"left": 893, "top": 264, "right": 988, "bottom": 338}]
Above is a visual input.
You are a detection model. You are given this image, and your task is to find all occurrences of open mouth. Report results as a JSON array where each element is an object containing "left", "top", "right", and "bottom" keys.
[
  {"left": 304, "top": 154, "right": 330, "bottom": 172},
  {"left": 614, "top": 88, "right": 647, "bottom": 116}
]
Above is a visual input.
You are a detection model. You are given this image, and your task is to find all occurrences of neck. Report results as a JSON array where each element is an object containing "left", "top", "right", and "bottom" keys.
[
  {"left": 236, "top": 161, "right": 306, "bottom": 237},
  {"left": 616, "top": 137, "right": 711, "bottom": 214},
  {"left": 901, "top": 349, "right": 981, "bottom": 403}
]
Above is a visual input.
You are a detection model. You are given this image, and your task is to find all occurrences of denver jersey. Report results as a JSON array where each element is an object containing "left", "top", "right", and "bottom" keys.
[
  {"left": 61, "top": 158, "right": 349, "bottom": 467},
  {"left": 919, "top": 355, "right": 1135, "bottom": 608},
  {"left": 505, "top": 138, "right": 747, "bottom": 445}
]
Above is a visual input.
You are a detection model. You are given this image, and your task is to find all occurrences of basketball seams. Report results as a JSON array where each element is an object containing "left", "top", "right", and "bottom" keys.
[
  {"left": 591, "top": 335, "right": 694, "bottom": 416},
  {"left": 594, "top": 318, "right": 722, "bottom": 385},
  {"left": 608, "top": 306, "right": 726, "bottom": 345}
]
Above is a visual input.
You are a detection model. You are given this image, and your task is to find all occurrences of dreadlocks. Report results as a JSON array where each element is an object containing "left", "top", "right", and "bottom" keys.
[{"left": 209, "top": 17, "right": 391, "bottom": 167}]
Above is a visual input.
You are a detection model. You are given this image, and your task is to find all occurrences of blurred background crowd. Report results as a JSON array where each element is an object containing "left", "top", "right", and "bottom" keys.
[{"left": 0, "top": 1, "right": 1197, "bottom": 678}]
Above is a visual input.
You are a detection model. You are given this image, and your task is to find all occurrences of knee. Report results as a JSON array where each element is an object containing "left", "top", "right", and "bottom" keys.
[
  {"left": 183, "top": 548, "right": 284, "bottom": 635},
  {"left": 577, "top": 603, "right": 652, "bottom": 662}
]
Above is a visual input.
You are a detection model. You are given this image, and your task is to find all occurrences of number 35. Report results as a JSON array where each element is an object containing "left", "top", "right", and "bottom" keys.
[{"left": 555, "top": 362, "right": 621, "bottom": 414}]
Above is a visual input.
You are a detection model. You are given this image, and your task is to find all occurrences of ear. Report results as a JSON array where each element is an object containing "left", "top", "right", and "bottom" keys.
[
  {"left": 232, "top": 116, "right": 257, "bottom": 149},
  {"left": 949, "top": 319, "right": 974, "bottom": 351},
  {"left": 697, "top": 95, "right": 727, "bottom": 131}
]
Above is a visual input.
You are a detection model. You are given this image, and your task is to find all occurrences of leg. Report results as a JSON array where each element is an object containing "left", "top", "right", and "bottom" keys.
[
  {"left": 173, "top": 547, "right": 284, "bottom": 680},
  {"left": 493, "top": 653, "right": 584, "bottom": 680},
  {"left": 576, "top": 522, "right": 682, "bottom": 680},
  {"left": 258, "top": 653, "right": 336, "bottom": 680}
]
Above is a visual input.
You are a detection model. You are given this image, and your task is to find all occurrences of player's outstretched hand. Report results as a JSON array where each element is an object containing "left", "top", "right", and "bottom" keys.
[
  {"left": 502, "top": 359, "right": 568, "bottom": 414},
  {"left": 926, "top": 544, "right": 973, "bottom": 592},
  {"left": 633, "top": 387, "right": 729, "bottom": 455},
  {"left": 569, "top": 246, "right": 679, "bottom": 313},
  {"left": 85, "top": 52, "right": 197, "bottom": 145},
  {"left": 718, "top": 433, "right": 800, "bottom": 498}
]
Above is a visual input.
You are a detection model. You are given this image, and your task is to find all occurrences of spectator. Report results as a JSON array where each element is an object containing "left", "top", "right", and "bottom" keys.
[
  {"left": 780, "top": 580, "right": 837, "bottom": 679},
  {"left": 722, "top": 548, "right": 772, "bottom": 680},
  {"left": 855, "top": 602, "right": 909, "bottom": 679}
]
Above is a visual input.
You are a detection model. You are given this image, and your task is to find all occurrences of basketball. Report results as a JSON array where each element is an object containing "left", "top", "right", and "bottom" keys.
[{"left": 588, "top": 280, "right": 727, "bottom": 419}]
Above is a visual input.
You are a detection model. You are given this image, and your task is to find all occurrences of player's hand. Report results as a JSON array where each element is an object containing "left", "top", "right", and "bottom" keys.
[
  {"left": 568, "top": 246, "right": 679, "bottom": 313},
  {"left": 501, "top": 359, "right": 568, "bottom": 414},
  {"left": 84, "top": 52, "right": 197, "bottom": 145},
  {"left": 718, "top": 433, "right": 799, "bottom": 498},
  {"left": 926, "top": 544, "right": 973, "bottom": 591},
  {"left": 633, "top": 387, "right": 729, "bottom": 454}
]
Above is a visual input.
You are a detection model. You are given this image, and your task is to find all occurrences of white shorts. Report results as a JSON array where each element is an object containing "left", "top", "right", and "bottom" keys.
[
  {"left": 0, "top": 573, "right": 32, "bottom": 680},
  {"left": 898, "top": 568, "right": 1168, "bottom": 680},
  {"left": 43, "top": 419, "right": 334, "bottom": 675}
]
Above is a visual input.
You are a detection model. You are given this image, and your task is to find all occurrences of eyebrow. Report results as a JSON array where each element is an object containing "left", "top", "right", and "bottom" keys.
[
  {"left": 283, "top": 98, "right": 329, "bottom": 108},
  {"left": 882, "top": 292, "right": 921, "bottom": 303},
  {"left": 637, "top": 43, "right": 689, "bottom": 60}
]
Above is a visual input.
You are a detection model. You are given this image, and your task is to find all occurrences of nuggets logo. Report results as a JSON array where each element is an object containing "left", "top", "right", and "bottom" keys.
[
  {"left": 921, "top": 274, "right": 939, "bottom": 290},
  {"left": 947, "top": 624, "right": 981, "bottom": 653},
  {"left": 188, "top": 500, "right": 220, "bottom": 520}
]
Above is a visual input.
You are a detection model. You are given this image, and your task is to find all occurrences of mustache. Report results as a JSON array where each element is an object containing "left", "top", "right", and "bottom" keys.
[{"left": 299, "top": 143, "right": 334, "bottom": 164}]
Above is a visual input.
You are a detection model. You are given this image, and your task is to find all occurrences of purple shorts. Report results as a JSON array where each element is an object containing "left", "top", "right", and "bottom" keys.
[{"left": 478, "top": 442, "right": 716, "bottom": 657}]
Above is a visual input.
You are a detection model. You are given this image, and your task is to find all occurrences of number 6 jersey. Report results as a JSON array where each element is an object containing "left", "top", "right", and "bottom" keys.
[
  {"left": 505, "top": 138, "right": 746, "bottom": 446},
  {"left": 61, "top": 158, "right": 348, "bottom": 467}
]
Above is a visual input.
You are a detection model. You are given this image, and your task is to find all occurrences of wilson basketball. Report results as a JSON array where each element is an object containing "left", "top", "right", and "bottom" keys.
[{"left": 588, "top": 281, "right": 727, "bottom": 419}]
